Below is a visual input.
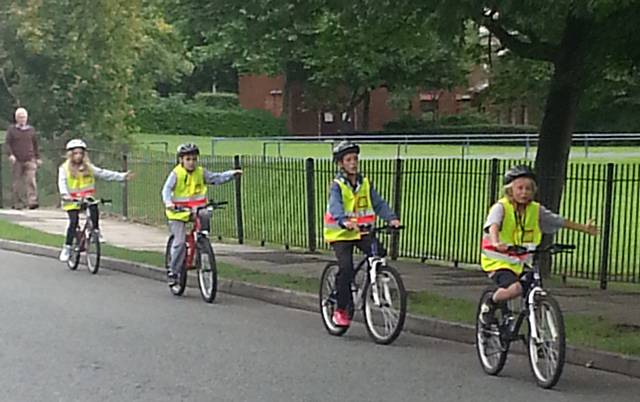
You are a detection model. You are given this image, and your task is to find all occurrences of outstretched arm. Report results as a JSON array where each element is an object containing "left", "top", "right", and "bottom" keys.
[
  {"left": 203, "top": 169, "right": 242, "bottom": 185},
  {"left": 91, "top": 165, "right": 129, "bottom": 182},
  {"left": 563, "top": 219, "right": 599, "bottom": 236},
  {"left": 370, "top": 185, "right": 398, "bottom": 223}
]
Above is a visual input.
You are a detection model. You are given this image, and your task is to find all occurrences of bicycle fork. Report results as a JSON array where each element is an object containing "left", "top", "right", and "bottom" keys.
[{"left": 368, "top": 257, "right": 389, "bottom": 307}]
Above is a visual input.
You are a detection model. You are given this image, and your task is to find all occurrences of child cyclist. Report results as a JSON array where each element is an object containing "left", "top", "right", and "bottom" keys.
[
  {"left": 479, "top": 165, "right": 599, "bottom": 324},
  {"left": 323, "top": 141, "right": 400, "bottom": 328},
  {"left": 162, "top": 143, "right": 242, "bottom": 286},
  {"left": 58, "top": 139, "right": 134, "bottom": 262}
]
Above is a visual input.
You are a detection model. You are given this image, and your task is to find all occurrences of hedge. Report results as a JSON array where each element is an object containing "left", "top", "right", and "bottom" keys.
[
  {"left": 193, "top": 92, "right": 239, "bottom": 109},
  {"left": 134, "top": 95, "right": 287, "bottom": 136},
  {"left": 384, "top": 116, "right": 537, "bottom": 134}
]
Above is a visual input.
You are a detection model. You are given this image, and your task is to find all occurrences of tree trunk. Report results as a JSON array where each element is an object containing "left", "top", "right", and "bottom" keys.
[
  {"left": 534, "top": 15, "right": 590, "bottom": 276},
  {"left": 361, "top": 90, "right": 370, "bottom": 132}
]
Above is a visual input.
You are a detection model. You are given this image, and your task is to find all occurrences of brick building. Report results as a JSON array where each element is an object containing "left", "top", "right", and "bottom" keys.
[{"left": 238, "top": 74, "right": 486, "bottom": 135}]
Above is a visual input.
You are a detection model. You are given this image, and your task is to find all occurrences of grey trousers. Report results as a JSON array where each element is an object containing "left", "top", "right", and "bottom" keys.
[{"left": 167, "top": 209, "right": 211, "bottom": 275}]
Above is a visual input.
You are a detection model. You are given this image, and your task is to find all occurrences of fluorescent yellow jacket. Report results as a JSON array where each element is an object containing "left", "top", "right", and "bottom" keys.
[
  {"left": 481, "top": 198, "right": 542, "bottom": 275},
  {"left": 165, "top": 165, "right": 207, "bottom": 222},
  {"left": 324, "top": 176, "right": 375, "bottom": 242},
  {"left": 61, "top": 161, "right": 96, "bottom": 211}
]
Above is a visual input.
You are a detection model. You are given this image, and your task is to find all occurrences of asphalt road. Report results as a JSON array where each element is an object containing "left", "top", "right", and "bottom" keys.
[{"left": 1, "top": 250, "right": 638, "bottom": 402}]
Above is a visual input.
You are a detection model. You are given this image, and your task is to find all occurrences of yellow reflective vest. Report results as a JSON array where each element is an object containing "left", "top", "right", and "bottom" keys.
[
  {"left": 481, "top": 197, "right": 542, "bottom": 275},
  {"left": 62, "top": 161, "right": 96, "bottom": 211},
  {"left": 324, "top": 176, "right": 375, "bottom": 242},
  {"left": 165, "top": 165, "right": 207, "bottom": 222}
]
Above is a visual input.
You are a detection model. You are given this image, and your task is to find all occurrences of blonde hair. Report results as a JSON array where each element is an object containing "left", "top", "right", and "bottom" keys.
[
  {"left": 65, "top": 150, "right": 93, "bottom": 178},
  {"left": 503, "top": 177, "right": 538, "bottom": 202}
]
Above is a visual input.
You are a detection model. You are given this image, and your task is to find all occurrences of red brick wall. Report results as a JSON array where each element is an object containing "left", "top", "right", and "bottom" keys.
[{"left": 238, "top": 75, "right": 285, "bottom": 117}]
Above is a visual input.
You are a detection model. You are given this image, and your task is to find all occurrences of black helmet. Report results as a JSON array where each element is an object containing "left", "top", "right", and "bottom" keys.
[
  {"left": 504, "top": 164, "right": 536, "bottom": 185},
  {"left": 332, "top": 140, "right": 360, "bottom": 162},
  {"left": 177, "top": 143, "right": 200, "bottom": 157}
]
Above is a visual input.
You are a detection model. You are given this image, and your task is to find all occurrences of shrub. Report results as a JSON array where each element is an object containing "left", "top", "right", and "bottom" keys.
[
  {"left": 193, "top": 92, "right": 239, "bottom": 109},
  {"left": 134, "top": 94, "right": 286, "bottom": 136}
]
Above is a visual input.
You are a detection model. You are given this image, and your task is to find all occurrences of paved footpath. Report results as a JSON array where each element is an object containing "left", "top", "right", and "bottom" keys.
[{"left": 1, "top": 208, "right": 639, "bottom": 327}]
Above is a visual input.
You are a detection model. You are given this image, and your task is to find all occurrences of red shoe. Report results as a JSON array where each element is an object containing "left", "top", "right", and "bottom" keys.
[{"left": 332, "top": 309, "right": 351, "bottom": 327}]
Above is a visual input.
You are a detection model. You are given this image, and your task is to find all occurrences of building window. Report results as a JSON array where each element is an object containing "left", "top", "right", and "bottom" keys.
[{"left": 323, "top": 112, "right": 334, "bottom": 123}]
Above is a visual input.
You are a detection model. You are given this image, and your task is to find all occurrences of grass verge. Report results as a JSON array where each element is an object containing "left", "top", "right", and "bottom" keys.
[{"left": 0, "top": 217, "right": 638, "bottom": 357}]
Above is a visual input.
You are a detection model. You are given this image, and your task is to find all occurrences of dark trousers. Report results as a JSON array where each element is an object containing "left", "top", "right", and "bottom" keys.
[
  {"left": 65, "top": 205, "right": 99, "bottom": 245},
  {"left": 331, "top": 234, "right": 378, "bottom": 310}
]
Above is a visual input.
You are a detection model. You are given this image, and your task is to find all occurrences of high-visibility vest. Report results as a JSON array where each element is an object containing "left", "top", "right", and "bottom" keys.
[
  {"left": 481, "top": 197, "right": 542, "bottom": 275},
  {"left": 62, "top": 161, "right": 96, "bottom": 211},
  {"left": 323, "top": 176, "right": 375, "bottom": 242},
  {"left": 165, "top": 165, "right": 207, "bottom": 222}
]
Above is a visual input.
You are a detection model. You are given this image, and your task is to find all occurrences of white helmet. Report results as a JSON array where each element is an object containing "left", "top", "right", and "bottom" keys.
[{"left": 66, "top": 139, "right": 87, "bottom": 150}]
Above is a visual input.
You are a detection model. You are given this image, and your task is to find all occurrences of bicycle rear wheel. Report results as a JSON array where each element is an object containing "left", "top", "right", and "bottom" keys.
[
  {"left": 363, "top": 264, "right": 407, "bottom": 345},
  {"left": 528, "top": 294, "right": 565, "bottom": 389},
  {"left": 86, "top": 230, "right": 100, "bottom": 274},
  {"left": 475, "top": 288, "right": 509, "bottom": 375},
  {"left": 67, "top": 232, "right": 81, "bottom": 271},
  {"left": 196, "top": 238, "right": 217, "bottom": 303},
  {"left": 165, "top": 235, "right": 187, "bottom": 296},
  {"left": 319, "top": 263, "right": 350, "bottom": 336}
]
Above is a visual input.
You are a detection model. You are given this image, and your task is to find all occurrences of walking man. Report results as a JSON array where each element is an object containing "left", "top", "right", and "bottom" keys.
[{"left": 4, "top": 107, "right": 41, "bottom": 209}]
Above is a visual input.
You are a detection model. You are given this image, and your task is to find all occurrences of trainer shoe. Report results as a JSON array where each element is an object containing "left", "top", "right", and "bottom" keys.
[
  {"left": 167, "top": 272, "right": 177, "bottom": 286},
  {"left": 59, "top": 245, "right": 72, "bottom": 262},
  {"left": 332, "top": 309, "right": 351, "bottom": 327},
  {"left": 479, "top": 298, "right": 497, "bottom": 326}
]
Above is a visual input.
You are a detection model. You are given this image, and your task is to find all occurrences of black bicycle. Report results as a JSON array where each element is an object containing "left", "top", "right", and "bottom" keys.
[
  {"left": 475, "top": 243, "right": 575, "bottom": 389},
  {"left": 67, "top": 197, "right": 111, "bottom": 274},
  {"left": 319, "top": 225, "right": 407, "bottom": 345},
  {"left": 164, "top": 200, "right": 226, "bottom": 303}
]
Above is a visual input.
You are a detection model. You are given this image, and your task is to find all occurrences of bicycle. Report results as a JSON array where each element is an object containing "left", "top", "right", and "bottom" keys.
[
  {"left": 475, "top": 243, "right": 575, "bottom": 389},
  {"left": 66, "top": 197, "right": 111, "bottom": 274},
  {"left": 319, "top": 225, "right": 407, "bottom": 345},
  {"left": 164, "top": 200, "right": 226, "bottom": 303}
]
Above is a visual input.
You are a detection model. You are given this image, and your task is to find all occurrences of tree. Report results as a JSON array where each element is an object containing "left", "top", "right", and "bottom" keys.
[
  {"left": 0, "top": 0, "right": 185, "bottom": 140},
  {"left": 167, "top": 0, "right": 466, "bottom": 128},
  {"left": 435, "top": 0, "right": 640, "bottom": 274}
]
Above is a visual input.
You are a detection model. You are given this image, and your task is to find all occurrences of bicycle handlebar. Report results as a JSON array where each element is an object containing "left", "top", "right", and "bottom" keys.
[
  {"left": 68, "top": 197, "right": 112, "bottom": 206},
  {"left": 507, "top": 244, "right": 575, "bottom": 256},
  {"left": 368, "top": 225, "right": 405, "bottom": 234},
  {"left": 169, "top": 200, "right": 227, "bottom": 212}
]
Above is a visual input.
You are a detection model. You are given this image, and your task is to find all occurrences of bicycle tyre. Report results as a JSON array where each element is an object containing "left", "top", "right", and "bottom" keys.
[
  {"left": 362, "top": 264, "right": 407, "bottom": 345},
  {"left": 86, "top": 230, "right": 100, "bottom": 274},
  {"left": 165, "top": 235, "right": 187, "bottom": 296},
  {"left": 196, "top": 238, "right": 217, "bottom": 303},
  {"left": 319, "top": 263, "right": 350, "bottom": 336},
  {"left": 475, "top": 288, "right": 509, "bottom": 375},
  {"left": 67, "top": 231, "right": 81, "bottom": 271},
  {"left": 527, "top": 293, "right": 565, "bottom": 389}
]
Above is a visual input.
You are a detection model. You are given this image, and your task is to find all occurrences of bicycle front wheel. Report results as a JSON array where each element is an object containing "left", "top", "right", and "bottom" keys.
[
  {"left": 319, "top": 263, "right": 349, "bottom": 337},
  {"left": 86, "top": 230, "right": 100, "bottom": 274},
  {"left": 475, "top": 288, "right": 509, "bottom": 375},
  {"left": 196, "top": 238, "right": 217, "bottom": 303},
  {"left": 67, "top": 233, "right": 81, "bottom": 271},
  {"left": 363, "top": 264, "right": 407, "bottom": 345},
  {"left": 166, "top": 235, "right": 187, "bottom": 296},
  {"left": 528, "top": 294, "right": 565, "bottom": 389}
]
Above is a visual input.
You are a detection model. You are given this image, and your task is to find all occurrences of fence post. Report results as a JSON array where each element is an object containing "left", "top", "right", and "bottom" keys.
[
  {"left": 488, "top": 158, "right": 499, "bottom": 206},
  {"left": 234, "top": 155, "right": 244, "bottom": 244},
  {"left": 390, "top": 158, "right": 403, "bottom": 260},
  {"left": 599, "top": 163, "right": 615, "bottom": 290},
  {"left": 0, "top": 149, "right": 3, "bottom": 209},
  {"left": 305, "top": 158, "right": 316, "bottom": 252},
  {"left": 122, "top": 148, "right": 129, "bottom": 219}
]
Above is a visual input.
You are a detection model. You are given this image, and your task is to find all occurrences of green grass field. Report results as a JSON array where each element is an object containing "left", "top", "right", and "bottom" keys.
[{"left": 133, "top": 133, "right": 640, "bottom": 162}]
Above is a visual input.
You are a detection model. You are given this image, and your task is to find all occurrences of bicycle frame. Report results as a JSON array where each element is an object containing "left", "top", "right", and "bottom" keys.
[
  {"left": 498, "top": 257, "right": 550, "bottom": 345},
  {"left": 350, "top": 234, "right": 387, "bottom": 308},
  {"left": 183, "top": 211, "right": 204, "bottom": 269}
]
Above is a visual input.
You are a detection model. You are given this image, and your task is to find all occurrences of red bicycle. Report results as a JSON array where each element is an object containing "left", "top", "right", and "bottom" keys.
[
  {"left": 67, "top": 197, "right": 111, "bottom": 274},
  {"left": 164, "top": 200, "right": 226, "bottom": 303}
]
